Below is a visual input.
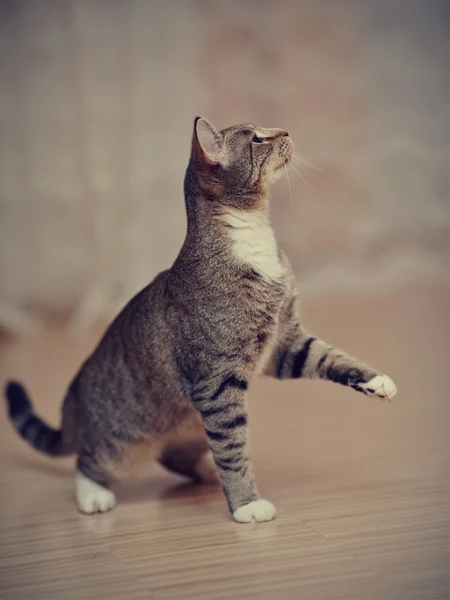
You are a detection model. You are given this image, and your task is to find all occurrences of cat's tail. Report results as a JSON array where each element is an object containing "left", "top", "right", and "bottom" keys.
[{"left": 5, "top": 380, "right": 77, "bottom": 456}]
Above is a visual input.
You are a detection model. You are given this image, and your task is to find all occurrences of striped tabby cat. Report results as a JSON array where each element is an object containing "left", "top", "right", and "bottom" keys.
[{"left": 5, "top": 118, "right": 397, "bottom": 523}]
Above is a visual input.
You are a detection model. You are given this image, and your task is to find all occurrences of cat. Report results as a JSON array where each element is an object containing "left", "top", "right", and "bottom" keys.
[{"left": 5, "top": 118, "right": 397, "bottom": 523}]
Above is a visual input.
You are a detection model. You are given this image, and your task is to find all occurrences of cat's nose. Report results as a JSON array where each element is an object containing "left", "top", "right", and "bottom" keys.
[{"left": 267, "top": 128, "right": 289, "bottom": 138}]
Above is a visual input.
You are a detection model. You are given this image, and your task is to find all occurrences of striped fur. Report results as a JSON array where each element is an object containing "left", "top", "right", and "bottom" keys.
[
  {"left": 272, "top": 335, "right": 396, "bottom": 398},
  {"left": 192, "top": 372, "right": 257, "bottom": 508},
  {"left": 5, "top": 381, "right": 75, "bottom": 456},
  {"left": 4, "top": 118, "right": 396, "bottom": 521}
]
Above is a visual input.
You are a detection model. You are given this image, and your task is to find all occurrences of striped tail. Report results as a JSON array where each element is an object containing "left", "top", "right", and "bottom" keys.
[{"left": 5, "top": 381, "right": 73, "bottom": 456}]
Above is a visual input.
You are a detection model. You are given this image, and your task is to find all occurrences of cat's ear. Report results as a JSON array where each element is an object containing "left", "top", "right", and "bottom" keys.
[{"left": 193, "top": 117, "right": 219, "bottom": 167}]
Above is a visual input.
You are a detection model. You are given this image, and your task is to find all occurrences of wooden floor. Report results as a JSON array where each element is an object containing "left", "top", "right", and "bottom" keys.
[{"left": 0, "top": 284, "right": 448, "bottom": 600}]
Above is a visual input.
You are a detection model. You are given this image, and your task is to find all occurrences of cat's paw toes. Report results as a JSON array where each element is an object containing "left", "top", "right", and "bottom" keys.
[
  {"left": 194, "top": 451, "right": 219, "bottom": 484},
  {"left": 76, "top": 472, "right": 117, "bottom": 514},
  {"left": 233, "top": 499, "right": 276, "bottom": 523},
  {"left": 77, "top": 488, "right": 116, "bottom": 514},
  {"left": 358, "top": 374, "right": 397, "bottom": 400}
]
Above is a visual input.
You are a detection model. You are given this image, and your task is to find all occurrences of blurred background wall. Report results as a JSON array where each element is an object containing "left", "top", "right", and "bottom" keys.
[{"left": 0, "top": 0, "right": 448, "bottom": 332}]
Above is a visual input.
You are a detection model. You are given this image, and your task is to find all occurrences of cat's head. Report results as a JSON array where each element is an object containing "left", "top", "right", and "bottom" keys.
[{"left": 188, "top": 117, "right": 293, "bottom": 207}]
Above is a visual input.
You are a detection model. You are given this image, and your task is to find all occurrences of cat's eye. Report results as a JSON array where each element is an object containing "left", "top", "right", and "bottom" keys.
[{"left": 252, "top": 135, "right": 265, "bottom": 143}]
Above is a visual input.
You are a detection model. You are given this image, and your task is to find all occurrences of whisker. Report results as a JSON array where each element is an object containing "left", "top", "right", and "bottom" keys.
[
  {"left": 290, "top": 155, "right": 316, "bottom": 176},
  {"left": 284, "top": 163, "right": 292, "bottom": 209},
  {"left": 290, "top": 156, "right": 307, "bottom": 171},
  {"left": 290, "top": 155, "right": 311, "bottom": 171},
  {"left": 292, "top": 152, "right": 325, "bottom": 173},
  {"left": 288, "top": 160, "right": 316, "bottom": 192}
]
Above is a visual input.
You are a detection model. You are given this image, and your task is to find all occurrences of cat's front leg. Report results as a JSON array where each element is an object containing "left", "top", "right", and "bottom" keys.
[
  {"left": 269, "top": 325, "right": 397, "bottom": 400},
  {"left": 193, "top": 375, "right": 276, "bottom": 523}
]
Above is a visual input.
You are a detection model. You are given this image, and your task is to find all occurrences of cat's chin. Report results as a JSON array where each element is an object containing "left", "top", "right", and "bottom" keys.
[{"left": 268, "top": 162, "right": 289, "bottom": 183}]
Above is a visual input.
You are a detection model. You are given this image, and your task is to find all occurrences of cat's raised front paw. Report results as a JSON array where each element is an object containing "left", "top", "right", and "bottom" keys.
[
  {"left": 233, "top": 499, "right": 276, "bottom": 523},
  {"left": 358, "top": 374, "right": 397, "bottom": 400}
]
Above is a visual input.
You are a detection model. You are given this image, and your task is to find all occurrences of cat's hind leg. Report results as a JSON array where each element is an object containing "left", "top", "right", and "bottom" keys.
[
  {"left": 159, "top": 439, "right": 219, "bottom": 483},
  {"left": 76, "top": 451, "right": 117, "bottom": 514},
  {"left": 76, "top": 471, "right": 116, "bottom": 514}
]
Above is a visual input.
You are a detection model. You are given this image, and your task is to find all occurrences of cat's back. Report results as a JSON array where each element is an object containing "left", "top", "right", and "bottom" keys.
[{"left": 78, "top": 269, "right": 174, "bottom": 386}]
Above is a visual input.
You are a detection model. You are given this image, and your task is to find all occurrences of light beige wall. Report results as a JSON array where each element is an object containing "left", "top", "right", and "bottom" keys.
[{"left": 0, "top": 0, "right": 448, "bottom": 331}]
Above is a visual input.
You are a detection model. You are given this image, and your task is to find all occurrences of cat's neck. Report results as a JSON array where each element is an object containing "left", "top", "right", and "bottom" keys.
[
  {"left": 221, "top": 207, "right": 282, "bottom": 280},
  {"left": 181, "top": 177, "right": 281, "bottom": 280}
]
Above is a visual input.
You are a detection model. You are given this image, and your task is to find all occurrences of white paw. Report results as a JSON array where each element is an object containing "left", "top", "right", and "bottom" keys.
[
  {"left": 194, "top": 451, "right": 219, "bottom": 484},
  {"left": 233, "top": 499, "right": 276, "bottom": 523},
  {"left": 359, "top": 374, "right": 397, "bottom": 400},
  {"left": 76, "top": 471, "right": 116, "bottom": 514}
]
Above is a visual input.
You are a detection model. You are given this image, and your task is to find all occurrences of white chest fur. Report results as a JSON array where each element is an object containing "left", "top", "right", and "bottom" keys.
[{"left": 224, "top": 209, "right": 282, "bottom": 280}]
